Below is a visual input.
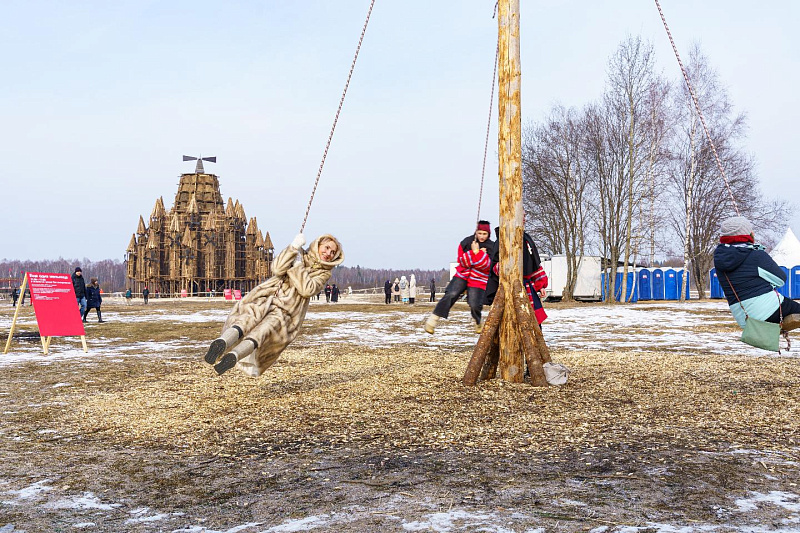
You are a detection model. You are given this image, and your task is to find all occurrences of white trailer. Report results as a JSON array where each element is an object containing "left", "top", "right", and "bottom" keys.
[{"left": 541, "top": 255, "right": 602, "bottom": 301}]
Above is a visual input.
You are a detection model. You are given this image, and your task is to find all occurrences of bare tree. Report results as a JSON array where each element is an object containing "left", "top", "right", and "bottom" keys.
[
  {"left": 522, "top": 107, "right": 591, "bottom": 300},
  {"left": 608, "top": 36, "right": 660, "bottom": 302},
  {"left": 666, "top": 45, "right": 791, "bottom": 299}
]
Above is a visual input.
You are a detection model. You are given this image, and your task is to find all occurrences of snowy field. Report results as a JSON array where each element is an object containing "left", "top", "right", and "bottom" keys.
[{"left": 1, "top": 297, "right": 799, "bottom": 532}]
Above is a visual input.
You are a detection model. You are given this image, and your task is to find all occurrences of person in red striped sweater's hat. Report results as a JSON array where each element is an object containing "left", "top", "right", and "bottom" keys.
[{"left": 424, "top": 220, "right": 495, "bottom": 334}]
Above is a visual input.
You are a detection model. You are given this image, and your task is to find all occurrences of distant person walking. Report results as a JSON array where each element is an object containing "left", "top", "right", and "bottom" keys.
[
  {"left": 392, "top": 278, "right": 401, "bottom": 302},
  {"left": 429, "top": 278, "right": 436, "bottom": 302},
  {"left": 72, "top": 267, "right": 87, "bottom": 317},
  {"left": 399, "top": 276, "right": 409, "bottom": 303},
  {"left": 409, "top": 274, "right": 417, "bottom": 305},
  {"left": 384, "top": 280, "right": 392, "bottom": 304},
  {"left": 83, "top": 278, "right": 104, "bottom": 323},
  {"left": 125, "top": 288, "right": 132, "bottom": 305},
  {"left": 11, "top": 287, "right": 19, "bottom": 307},
  {"left": 324, "top": 284, "right": 332, "bottom": 303},
  {"left": 142, "top": 286, "right": 150, "bottom": 304},
  {"left": 331, "top": 284, "right": 340, "bottom": 303}
]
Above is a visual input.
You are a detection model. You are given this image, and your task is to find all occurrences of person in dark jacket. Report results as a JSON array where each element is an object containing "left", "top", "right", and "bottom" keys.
[
  {"left": 72, "top": 267, "right": 87, "bottom": 317},
  {"left": 142, "top": 286, "right": 150, "bottom": 304},
  {"left": 424, "top": 220, "right": 495, "bottom": 334},
  {"left": 83, "top": 278, "right": 105, "bottom": 323},
  {"left": 331, "top": 284, "right": 340, "bottom": 303},
  {"left": 384, "top": 280, "right": 392, "bottom": 304},
  {"left": 11, "top": 287, "right": 19, "bottom": 307},
  {"left": 324, "top": 284, "right": 332, "bottom": 303},
  {"left": 484, "top": 226, "right": 549, "bottom": 325},
  {"left": 714, "top": 216, "right": 800, "bottom": 332},
  {"left": 429, "top": 278, "right": 436, "bottom": 302}
]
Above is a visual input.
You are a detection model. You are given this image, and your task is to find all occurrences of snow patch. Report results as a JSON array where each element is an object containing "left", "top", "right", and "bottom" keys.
[
  {"left": 2, "top": 480, "right": 52, "bottom": 502},
  {"left": 402, "top": 509, "right": 514, "bottom": 532},
  {"left": 735, "top": 491, "right": 800, "bottom": 513},
  {"left": 44, "top": 492, "right": 121, "bottom": 511}
]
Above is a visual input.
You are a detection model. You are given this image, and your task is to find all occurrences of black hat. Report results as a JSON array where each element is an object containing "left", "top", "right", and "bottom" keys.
[{"left": 74, "top": 267, "right": 82, "bottom": 273}]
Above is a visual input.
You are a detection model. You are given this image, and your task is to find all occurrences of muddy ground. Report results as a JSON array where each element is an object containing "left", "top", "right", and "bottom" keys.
[{"left": 0, "top": 297, "right": 799, "bottom": 532}]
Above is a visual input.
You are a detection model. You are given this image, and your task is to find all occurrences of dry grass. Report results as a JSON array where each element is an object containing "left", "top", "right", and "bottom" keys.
[{"left": 1, "top": 298, "right": 799, "bottom": 531}]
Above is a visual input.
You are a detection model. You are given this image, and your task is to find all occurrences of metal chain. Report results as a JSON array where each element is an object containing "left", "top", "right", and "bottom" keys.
[
  {"left": 476, "top": 42, "right": 500, "bottom": 226},
  {"left": 300, "top": 0, "right": 376, "bottom": 233},
  {"left": 653, "top": 0, "right": 740, "bottom": 215}
]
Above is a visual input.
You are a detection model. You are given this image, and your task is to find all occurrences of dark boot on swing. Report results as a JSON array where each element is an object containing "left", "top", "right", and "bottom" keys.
[
  {"left": 215, "top": 339, "right": 256, "bottom": 376},
  {"left": 204, "top": 326, "right": 243, "bottom": 365}
]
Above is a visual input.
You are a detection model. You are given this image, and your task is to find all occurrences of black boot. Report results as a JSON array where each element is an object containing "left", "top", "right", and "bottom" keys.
[{"left": 97, "top": 309, "right": 105, "bottom": 323}]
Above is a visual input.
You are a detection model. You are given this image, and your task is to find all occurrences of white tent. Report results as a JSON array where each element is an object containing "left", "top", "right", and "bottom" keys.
[{"left": 769, "top": 228, "right": 800, "bottom": 267}]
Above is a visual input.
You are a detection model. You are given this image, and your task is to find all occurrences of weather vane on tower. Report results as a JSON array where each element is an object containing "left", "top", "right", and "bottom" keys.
[{"left": 182, "top": 154, "right": 216, "bottom": 174}]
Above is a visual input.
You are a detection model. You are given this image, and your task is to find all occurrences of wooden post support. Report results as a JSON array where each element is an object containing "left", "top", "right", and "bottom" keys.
[
  {"left": 3, "top": 273, "right": 29, "bottom": 355},
  {"left": 463, "top": 286, "right": 505, "bottom": 385},
  {"left": 480, "top": 337, "right": 500, "bottom": 382},
  {"left": 511, "top": 280, "right": 547, "bottom": 386},
  {"left": 497, "top": 0, "right": 525, "bottom": 383}
]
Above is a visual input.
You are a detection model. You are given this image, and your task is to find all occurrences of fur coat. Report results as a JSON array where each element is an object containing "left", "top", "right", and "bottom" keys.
[{"left": 223, "top": 234, "right": 344, "bottom": 377}]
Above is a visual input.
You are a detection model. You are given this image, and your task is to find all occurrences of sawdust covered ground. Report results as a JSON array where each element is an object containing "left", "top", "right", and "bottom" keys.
[{"left": 1, "top": 296, "right": 799, "bottom": 532}]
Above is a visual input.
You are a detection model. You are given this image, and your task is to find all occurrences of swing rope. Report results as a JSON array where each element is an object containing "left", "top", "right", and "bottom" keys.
[
  {"left": 476, "top": 42, "right": 499, "bottom": 227},
  {"left": 300, "top": 0, "right": 377, "bottom": 234},
  {"left": 653, "top": 0, "right": 740, "bottom": 215}
]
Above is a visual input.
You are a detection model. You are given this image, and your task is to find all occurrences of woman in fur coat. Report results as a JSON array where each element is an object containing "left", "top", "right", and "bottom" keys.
[{"left": 204, "top": 233, "right": 344, "bottom": 377}]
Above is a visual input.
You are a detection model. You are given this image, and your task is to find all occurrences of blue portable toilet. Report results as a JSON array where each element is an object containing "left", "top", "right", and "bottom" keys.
[
  {"left": 601, "top": 271, "right": 609, "bottom": 301},
  {"left": 709, "top": 268, "right": 723, "bottom": 299},
  {"left": 638, "top": 269, "right": 652, "bottom": 301},
  {"left": 652, "top": 268, "right": 665, "bottom": 300},
  {"left": 613, "top": 268, "right": 638, "bottom": 303},
  {"left": 664, "top": 268, "right": 678, "bottom": 300},
  {"left": 676, "top": 269, "right": 691, "bottom": 300},
  {"left": 792, "top": 266, "right": 800, "bottom": 299},
  {"left": 777, "top": 266, "right": 791, "bottom": 297}
]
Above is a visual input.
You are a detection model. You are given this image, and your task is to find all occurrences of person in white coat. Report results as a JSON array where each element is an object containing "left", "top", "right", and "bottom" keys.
[
  {"left": 409, "top": 274, "right": 417, "bottom": 304},
  {"left": 399, "top": 275, "right": 409, "bottom": 303}
]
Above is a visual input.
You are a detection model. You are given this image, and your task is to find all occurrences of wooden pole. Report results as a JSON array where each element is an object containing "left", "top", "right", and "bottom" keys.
[
  {"left": 3, "top": 273, "right": 29, "bottom": 354},
  {"left": 497, "top": 0, "right": 525, "bottom": 383}
]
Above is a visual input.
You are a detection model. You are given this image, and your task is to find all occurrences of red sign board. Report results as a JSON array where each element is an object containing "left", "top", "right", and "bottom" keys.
[
  {"left": 223, "top": 288, "right": 232, "bottom": 300},
  {"left": 27, "top": 272, "right": 85, "bottom": 337},
  {"left": 233, "top": 290, "right": 242, "bottom": 300}
]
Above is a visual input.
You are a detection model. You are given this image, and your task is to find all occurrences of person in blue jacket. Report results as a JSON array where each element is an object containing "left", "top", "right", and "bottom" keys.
[
  {"left": 83, "top": 277, "right": 105, "bottom": 323},
  {"left": 714, "top": 216, "right": 799, "bottom": 333}
]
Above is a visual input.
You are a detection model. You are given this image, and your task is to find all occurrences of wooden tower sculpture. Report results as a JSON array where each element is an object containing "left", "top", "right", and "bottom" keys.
[{"left": 125, "top": 156, "right": 274, "bottom": 296}]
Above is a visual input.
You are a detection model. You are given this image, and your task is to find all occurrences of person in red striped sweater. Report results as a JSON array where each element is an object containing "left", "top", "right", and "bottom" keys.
[{"left": 424, "top": 221, "right": 495, "bottom": 334}]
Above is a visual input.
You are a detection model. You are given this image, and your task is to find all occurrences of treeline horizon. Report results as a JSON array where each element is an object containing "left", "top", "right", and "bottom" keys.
[{"left": 0, "top": 258, "right": 449, "bottom": 293}]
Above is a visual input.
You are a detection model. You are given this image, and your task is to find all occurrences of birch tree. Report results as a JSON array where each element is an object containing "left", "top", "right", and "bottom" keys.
[{"left": 666, "top": 45, "right": 790, "bottom": 298}]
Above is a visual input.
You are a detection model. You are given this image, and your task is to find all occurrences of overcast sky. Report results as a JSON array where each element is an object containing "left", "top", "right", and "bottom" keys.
[{"left": 1, "top": 1, "right": 797, "bottom": 269}]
